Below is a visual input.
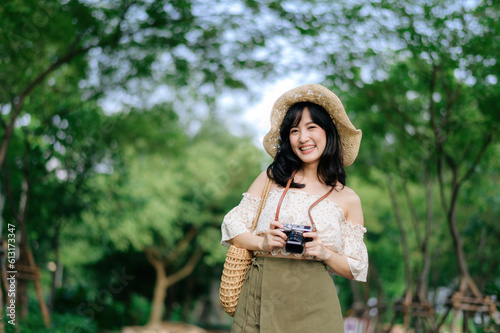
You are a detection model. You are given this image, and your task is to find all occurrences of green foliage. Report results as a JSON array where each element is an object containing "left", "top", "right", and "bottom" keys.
[
  {"left": 319, "top": 0, "right": 500, "bottom": 327},
  {"left": 3, "top": 289, "right": 98, "bottom": 333},
  {"left": 77, "top": 117, "right": 264, "bottom": 254},
  {"left": 129, "top": 293, "right": 151, "bottom": 326},
  {"left": 2, "top": 0, "right": 500, "bottom": 331},
  {"left": 4, "top": 312, "right": 97, "bottom": 333}
]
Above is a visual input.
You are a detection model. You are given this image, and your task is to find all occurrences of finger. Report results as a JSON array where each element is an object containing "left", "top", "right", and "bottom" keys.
[
  {"left": 274, "top": 235, "right": 287, "bottom": 245},
  {"left": 305, "top": 249, "right": 322, "bottom": 261},
  {"left": 271, "top": 240, "right": 285, "bottom": 249},
  {"left": 305, "top": 239, "right": 321, "bottom": 246},
  {"left": 271, "top": 229, "right": 287, "bottom": 240},
  {"left": 270, "top": 220, "right": 284, "bottom": 229},
  {"left": 304, "top": 248, "right": 316, "bottom": 258},
  {"left": 303, "top": 232, "right": 317, "bottom": 239}
]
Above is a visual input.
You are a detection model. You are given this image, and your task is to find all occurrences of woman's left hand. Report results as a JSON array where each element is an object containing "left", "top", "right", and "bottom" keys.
[{"left": 303, "top": 231, "right": 332, "bottom": 261}]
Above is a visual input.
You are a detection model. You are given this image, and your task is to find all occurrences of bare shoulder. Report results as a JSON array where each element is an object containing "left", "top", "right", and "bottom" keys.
[
  {"left": 247, "top": 170, "right": 269, "bottom": 197},
  {"left": 334, "top": 185, "right": 364, "bottom": 225},
  {"left": 339, "top": 186, "right": 361, "bottom": 206}
]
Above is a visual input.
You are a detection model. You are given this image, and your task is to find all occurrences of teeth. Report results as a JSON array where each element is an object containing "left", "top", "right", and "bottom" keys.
[{"left": 300, "top": 146, "right": 315, "bottom": 151}]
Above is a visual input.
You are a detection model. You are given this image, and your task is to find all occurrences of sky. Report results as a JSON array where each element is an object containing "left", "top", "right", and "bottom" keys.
[
  {"left": 241, "top": 77, "right": 300, "bottom": 145},
  {"left": 230, "top": 72, "right": 323, "bottom": 149}
]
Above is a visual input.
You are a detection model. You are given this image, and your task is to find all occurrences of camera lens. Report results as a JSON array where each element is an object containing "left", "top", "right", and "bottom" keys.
[
  {"left": 288, "top": 231, "right": 304, "bottom": 243},
  {"left": 285, "top": 231, "right": 305, "bottom": 254}
]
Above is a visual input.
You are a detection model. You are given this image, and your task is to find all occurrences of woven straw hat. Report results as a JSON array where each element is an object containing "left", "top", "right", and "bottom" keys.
[{"left": 263, "top": 83, "right": 362, "bottom": 166}]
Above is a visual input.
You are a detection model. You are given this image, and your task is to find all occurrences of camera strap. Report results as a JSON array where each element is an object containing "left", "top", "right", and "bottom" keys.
[
  {"left": 308, "top": 187, "right": 334, "bottom": 231},
  {"left": 275, "top": 169, "right": 335, "bottom": 232}
]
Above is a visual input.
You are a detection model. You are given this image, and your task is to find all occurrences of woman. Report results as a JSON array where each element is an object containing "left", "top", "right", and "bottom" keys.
[{"left": 221, "top": 84, "right": 368, "bottom": 332}]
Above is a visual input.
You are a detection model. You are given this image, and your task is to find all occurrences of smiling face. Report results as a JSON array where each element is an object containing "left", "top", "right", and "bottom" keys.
[{"left": 289, "top": 107, "right": 327, "bottom": 166}]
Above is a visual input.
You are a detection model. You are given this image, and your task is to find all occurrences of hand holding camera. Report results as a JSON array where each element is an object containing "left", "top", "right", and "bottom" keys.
[
  {"left": 277, "top": 223, "right": 332, "bottom": 261},
  {"left": 262, "top": 222, "right": 331, "bottom": 260},
  {"left": 303, "top": 230, "right": 332, "bottom": 261},
  {"left": 278, "top": 224, "right": 313, "bottom": 254},
  {"left": 259, "top": 220, "right": 287, "bottom": 252}
]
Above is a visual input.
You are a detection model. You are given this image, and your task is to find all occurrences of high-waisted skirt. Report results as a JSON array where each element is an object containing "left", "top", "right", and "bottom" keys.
[{"left": 232, "top": 256, "right": 344, "bottom": 333}]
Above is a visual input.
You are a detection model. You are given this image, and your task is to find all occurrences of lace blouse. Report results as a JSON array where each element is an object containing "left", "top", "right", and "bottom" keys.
[{"left": 221, "top": 189, "right": 368, "bottom": 282}]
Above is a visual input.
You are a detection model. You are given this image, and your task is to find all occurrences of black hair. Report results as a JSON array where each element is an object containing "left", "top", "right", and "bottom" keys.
[{"left": 266, "top": 102, "right": 346, "bottom": 189}]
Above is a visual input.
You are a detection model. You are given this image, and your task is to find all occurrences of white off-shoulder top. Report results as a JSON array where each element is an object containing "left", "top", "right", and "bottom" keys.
[{"left": 221, "top": 189, "right": 369, "bottom": 282}]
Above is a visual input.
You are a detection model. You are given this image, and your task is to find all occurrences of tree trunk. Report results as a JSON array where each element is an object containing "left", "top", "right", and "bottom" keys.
[
  {"left": 147, "top": 261, "right": 167, "bottom": 327},
  {"left": 17, "top": 244, "right": 29, "bottom": 320},
  {"left": 145, "top": 246, "right": 203, "bottom": 327},
  {"left": 16, "top": 153, "right": 31, "bottom": 319},
  {"left": 402, "top": 180, "right": 422, "bottom": 246},
  {"left": 416, "top": 168, "right": 433, "bottom": 303},
  {"left": 369, "top": 264, "right": 385, "bottom": 333},
  {"left": 10, "top": 151, "right": 50, "bottom": 327},
  {"left": 386, "top": 176, "right": 412, "bottom": 290},
  {"left": 48, "top": 221, "right": 62, "bottom": 315},
  {"left": 349, "top": 279, "right": 363, "bottom": 316},
  {"left": 0, "top": 189, "right": 5, "bottom": 332},
  {"left": 447, "top": 168, "right": 471, "bottom": 280}
]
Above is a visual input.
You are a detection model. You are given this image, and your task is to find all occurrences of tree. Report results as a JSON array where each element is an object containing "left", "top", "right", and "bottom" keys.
[
  {"left": 2, "top": 93, "right": 114, "bottom": 326},
  {"left": 331, "top": 1, "right": 500, "bottom": 330},
  {"left": 64, "top": 107, "right": 266, "bottom": 328},
  {"left": 0, "top": 0, "right": 358, "bottom": 326}
]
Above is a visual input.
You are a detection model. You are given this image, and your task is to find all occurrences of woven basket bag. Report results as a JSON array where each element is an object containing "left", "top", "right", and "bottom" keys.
[{"left": 219, "top": 177, "right": 272, "bottom": 317}]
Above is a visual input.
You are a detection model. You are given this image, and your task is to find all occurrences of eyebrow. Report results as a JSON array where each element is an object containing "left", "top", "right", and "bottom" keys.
[{"left": 291, "top": 121, "right": 316, "bottom": 128}]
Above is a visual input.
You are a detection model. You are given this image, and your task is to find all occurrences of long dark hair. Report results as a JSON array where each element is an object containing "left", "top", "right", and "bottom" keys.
[{"left": 266, "top": 102, "right": 346, "bottom": 189}]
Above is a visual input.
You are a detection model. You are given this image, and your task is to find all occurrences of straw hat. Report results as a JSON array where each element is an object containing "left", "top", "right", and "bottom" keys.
[{"left": 263, "top": 83, "right": 362, "bottom": 166}]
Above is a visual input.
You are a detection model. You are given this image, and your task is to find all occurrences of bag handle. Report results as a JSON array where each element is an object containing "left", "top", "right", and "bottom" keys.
[{"left": 250, "top": 176, "right": 272, "bottom": 233}]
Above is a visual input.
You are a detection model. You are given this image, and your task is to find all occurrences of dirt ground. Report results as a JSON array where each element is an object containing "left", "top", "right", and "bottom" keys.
[{"left": 121, "top": 322, "right": 231, "bottom": 333}]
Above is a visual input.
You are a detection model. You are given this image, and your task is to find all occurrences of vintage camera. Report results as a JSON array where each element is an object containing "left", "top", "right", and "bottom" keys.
[{"left": 280, "top": 224, "right": 313, "bottom": 254}]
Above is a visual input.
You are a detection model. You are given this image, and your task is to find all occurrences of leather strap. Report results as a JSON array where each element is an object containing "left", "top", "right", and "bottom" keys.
[
  {"left": 275, "top": 169, "right": 298, "bottom": 221},
  {"left": 308, "top": 186, "right": 334, "bottom": 231},
  {"left": 274, "top": 169, "right": 334, "bottom": 232},
  {"left": 250, "top": 176, "right": 272, "bottom": 233}
]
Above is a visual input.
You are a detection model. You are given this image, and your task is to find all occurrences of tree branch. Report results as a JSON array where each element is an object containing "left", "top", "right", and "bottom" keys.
[
  {"left": 145, "top": 246, "right": 163, "bottom": 272},
  {"left": 429, "top": 64, "right": 438, "bottom": 136},
  {"left": 0, "top": 3, "right": 134, "bottom": 171},
  {"left": 166, "top": 248, "right": 203, "bottom": 288},
  {"left": 165, "top": 227, "right": 197, "bottom": 268},
  {"left": 477, "top": 226, "right": 486, "bottom": 286},
  {"left": 402, "top": 178, "right": 422, "bottom": 247},
  {"left": 436, "top": 149, "right": 449, "bottom": 213},
  {"left": 459, "top": 133, "right": 493, "bottom": 184},
  {"left": 3, "top": 162, "right": 20, "bottom": 222}
]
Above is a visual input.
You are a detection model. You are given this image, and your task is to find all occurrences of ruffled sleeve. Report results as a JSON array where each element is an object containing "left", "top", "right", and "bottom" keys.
[
  {"left": 220, "top": 193, "right": 261, "bottom": 247},
  {"left": 337, "top": 221, "right": 368, "bottom": 282}
]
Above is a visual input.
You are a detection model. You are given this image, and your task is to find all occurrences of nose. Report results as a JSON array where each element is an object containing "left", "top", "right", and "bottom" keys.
[{"left": 299, "top": 131, "right": 309, "bottom": 143}]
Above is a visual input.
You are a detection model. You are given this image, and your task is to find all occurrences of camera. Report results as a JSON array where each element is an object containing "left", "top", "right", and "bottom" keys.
[{"left": 279, "top": 224, "right": 313, "bottom": 254}]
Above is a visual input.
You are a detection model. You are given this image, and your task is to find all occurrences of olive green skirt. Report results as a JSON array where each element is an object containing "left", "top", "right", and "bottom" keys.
[{"left": 232, "top": 256, "right": 344, "bottom": 333}]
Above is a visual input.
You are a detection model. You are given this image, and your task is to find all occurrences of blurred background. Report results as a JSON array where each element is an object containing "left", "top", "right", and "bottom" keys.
[{"left": 0, "top": 0, "right": 499, "bottom": 332}]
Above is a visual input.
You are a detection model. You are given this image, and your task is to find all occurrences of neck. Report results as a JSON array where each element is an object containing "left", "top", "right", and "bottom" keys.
[{"left": 298, "top": 163, "right": 321, "bottom": 183}]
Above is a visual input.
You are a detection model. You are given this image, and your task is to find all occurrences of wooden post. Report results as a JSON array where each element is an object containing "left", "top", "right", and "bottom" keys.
[{"left": 15, "top": 245, "right": 50, "bottom": 328}]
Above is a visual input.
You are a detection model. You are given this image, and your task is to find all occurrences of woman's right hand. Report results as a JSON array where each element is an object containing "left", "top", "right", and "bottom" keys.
[{"left": 259, "top": 220, "right": 287, "bottom": 252}]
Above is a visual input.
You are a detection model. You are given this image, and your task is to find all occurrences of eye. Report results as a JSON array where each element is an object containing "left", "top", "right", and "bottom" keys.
[
  {"left": 308, "top": 125, "right": 317, "bottom": 130},
  {"left": 290, "top": 128, "right": 299, "bottom": 134}
]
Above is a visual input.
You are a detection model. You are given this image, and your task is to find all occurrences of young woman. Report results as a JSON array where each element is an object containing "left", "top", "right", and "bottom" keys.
[{"left": 221, "top": 84, "right": 368, "bottom": 332}]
